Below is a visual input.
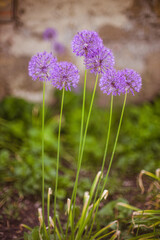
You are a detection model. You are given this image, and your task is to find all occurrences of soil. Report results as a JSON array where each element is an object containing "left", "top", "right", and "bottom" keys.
[
  {"left": 0, "top": 190, "right": 39, "bottom": 240},
  {"left": 0, "top": 175, "right": 153, "bottom": 240}
]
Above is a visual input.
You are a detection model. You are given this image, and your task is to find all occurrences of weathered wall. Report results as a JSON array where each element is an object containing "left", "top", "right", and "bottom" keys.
[{"left": 0, "top": 0, "right": 160, "bottom": 104}]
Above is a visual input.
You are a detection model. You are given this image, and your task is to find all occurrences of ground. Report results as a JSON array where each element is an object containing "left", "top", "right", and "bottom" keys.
[{"left": 0, "top": 174, "right": 152, "bottom": 240}]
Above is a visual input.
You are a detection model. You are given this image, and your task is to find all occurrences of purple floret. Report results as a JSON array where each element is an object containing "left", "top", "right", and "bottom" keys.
[
  {"left": 85, "top": 46, "right": 115, "bottom": 75},
  {"left": 43, "top": 28, "right": 57, "bottom": 41},
  {"left": 28, "top": 51, "right": 57, "bottom": 82},
  {"left": 50, "top": 61, "right": 80, "bottom": 91},
  {"left": 121, "top": 68, "right": 142, "bottom": 95},
  {"left": 72, "top": 30, "right": 103, "bottom": 58},
  {"left": 53, "top": 42, "right": 66, "bottom": 55},
  {"left": 99, "top": 69, "right": 126, "bottom": 95}
]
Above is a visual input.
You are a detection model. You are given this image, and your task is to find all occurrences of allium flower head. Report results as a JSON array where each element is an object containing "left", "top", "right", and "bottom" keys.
[
  {"left": 53, "top": 42, "right": 66, "bottom": 55},
  {"left": 85, "top": 46, "right": 115, "bottom": 75},
  {"left": 122, "top": 68, "right": 142, "bottom": 95},
  {"left": 50, "top": 61, "right": 80, "bottom": 91},
  {"left": 28, "top": 51, "right": 57, "bottom": 82},
  {"left": 72, "top": 30, "right": 103, "bottom": 57},
  {"left": 99, "top": 69, "right": 126, "bottom": 95},
  {"left": 43, "top": 28, "right": 57, "bottom": 41}
]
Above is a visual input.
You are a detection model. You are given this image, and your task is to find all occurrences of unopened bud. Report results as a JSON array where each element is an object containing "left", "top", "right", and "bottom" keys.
[
  {"left": 101, "top": 190, "right": 108, "bottom": 200},
  {"left": 48, "top": 187, "right": 52, "bottom": 195},
  {"left": 67, "top": 198, "right": 71, "bottom": 214},
  {"left": 84, "top": 192, "right": 89, "bottom": 205},
  {"left": 38, "top": 208, "right": 43, "bottom": 226},
  {"left": 49, "top": 216, "right": 54, "bottom": 228}
]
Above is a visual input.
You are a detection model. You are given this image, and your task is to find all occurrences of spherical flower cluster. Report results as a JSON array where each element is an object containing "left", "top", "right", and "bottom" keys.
[
  {"left": 72, "top": 30, "right": 115, "bottom": 75},
  {"left": 99, "top": 68, "right": 142, "bottom": 96},
  {"left": 99, "top": 69, "right": 126, "bottom": 95},
  {"left": 84, "top": 46, "right": 115, "bottom": 75},
  {"left": 53, "top": 42, "right": 66, "bottom": 55},
  {"left": 29, "top": 30, "right": 142, "bottom": 96},
  {"left": 43, "top": 28, "right": 57, "bottom": 41},
  {"left": 72, "top": 30, "right": 103, "bottom": 58},
  {"left": 50, "top": 61, "right": 80, "bottom": 91},
  {"left": 121, "top": 68, "right": 142, "bottom": 95},
  {"left": 28, "top": 51, "right": 57, "bottom": 82},
  {"left": 71, "top": 30, "right": 142, "bottom": 95}
]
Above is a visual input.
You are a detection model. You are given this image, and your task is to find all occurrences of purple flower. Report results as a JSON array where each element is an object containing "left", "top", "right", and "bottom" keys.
[
  {"left": 99, "top": 69, "right": 126, "bottom": 95},
  {"left": 53, "top": 42, "right": 66, "bottom": 55},
  {"left": 28, "top": 51, "right": 57, "bottom": 82},
  {"left": 84, "top": 46, "right": 115, "bottom": 75},
  {"left": 43, "top": 28, "right": 57, "bottom": 41},
  {"left": 121, "top": 68, "right": 142, "bottom": 95},
  {"left": 72, "top": 30, "right": 103, "bottom": 58},
  {"left": 50, "top": 61, "right": 80, "bottom": 91}
]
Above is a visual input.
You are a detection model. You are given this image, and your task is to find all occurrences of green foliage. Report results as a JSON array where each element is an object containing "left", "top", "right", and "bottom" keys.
[
  {"left": 23, "top": 173, "right": 120, "bottom": 240},
  {"left": 118, "top": 169, "right": 160, "bottom": 239},
  {"left": 60, "top": 89, "right": 110, "bottom": 168},
  {"left": 0, "top": 97, "right": 75, "bottom": 198},
  {"left": 117, "top": 99, "right": 160, "bottom": 173},
  {"left": 97, "top": 197, "right": 133, "bottom": 238},
  {"left": 98, "top": 197, "right": 130, "bottom": 219},
  {"left": 24, "top": 227, "right": 40, "bottom": 240},
  {"left": 0, "top": 94, "right": 160, "bottom": 198},
  {"left": 60, "top": 91, "right": 160, "bottom": 174},
  {"left": 1, "top": 93, "right": 160, "bottom": 239}
]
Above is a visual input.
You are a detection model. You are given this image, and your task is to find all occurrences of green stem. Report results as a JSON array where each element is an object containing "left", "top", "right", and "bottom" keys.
[
  {"left": 71, "top": 73, "right": 99, "bottom": 239},
  {"left": 78, "top": 69, "right": 87, "bottom": 162},
  {"left": 83, "top": 94, "right": 113, "bottom": 239},
  {"left": 42, "top": 81, "right": 45, "bottom": 238},
  {"left": 100, "top": 95, "right": 113, "bottom": 178},
  {"left": 54, "top": 86, "right": 65, "bottom": 238},
  {"left": 88, "top": 92, "right": 127, "bottom": 238},
  {"left": 65, "top": 70, "right": 87, "bottom": 239}
]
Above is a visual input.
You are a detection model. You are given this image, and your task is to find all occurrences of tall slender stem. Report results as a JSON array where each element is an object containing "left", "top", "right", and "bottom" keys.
[
  {"left": 54, "top": 86, "right": 65, "bottom": 238},
  {"left": 102, "top": 93, "right": 127, "bottom": 191},
  {"left": 88, "top": 92, "right": 127, "bottom": 238},
  {"left": 65, "top": 73, "right": 98, "bottom": 240},
  {"left": 65, "top": 70, "right": 87, "bottom": 239},
  {"left": 84, "top": 94, "right": 113, "bottom": 239},
  {"left": 78, "top": 69, "right": 87, "bottom": 162},
  {"left": 101, "top": 95, "right": 113, "bottom": 174},
  {"left": 42, "top": 81, "right": 45, "bottom": 238},
  {"left": 71, "top": 73, "right": 99, "bottom": 239}
]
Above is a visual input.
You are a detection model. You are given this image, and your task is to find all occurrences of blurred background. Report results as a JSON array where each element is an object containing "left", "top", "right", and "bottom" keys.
[
  {"left": 0, "top": 0, "right": 160, "bottom": 239},
  {"left": 0, "top": 0, "right": 160, "bottom": 103}
]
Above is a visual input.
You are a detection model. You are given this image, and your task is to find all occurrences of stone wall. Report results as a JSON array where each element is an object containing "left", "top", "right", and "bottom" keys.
[{"left": 0, "top": 0, "right": 160, "bottom": 105}]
